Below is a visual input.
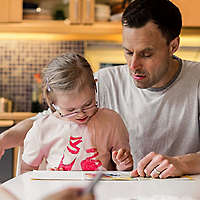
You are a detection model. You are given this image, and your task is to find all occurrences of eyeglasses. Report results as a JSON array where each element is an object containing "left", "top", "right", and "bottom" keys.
[{"left": 52, "top": 103, "right": 97, "bottom": 118}]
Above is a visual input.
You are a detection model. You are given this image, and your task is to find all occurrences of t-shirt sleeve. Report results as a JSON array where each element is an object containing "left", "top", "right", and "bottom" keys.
[
  {"left": 22, "top": 119, "right": 44, "bottom": 167},
  {"left": 29, "top": 109, "right": 51, "bottom": 121},
  {"left": 94, "top": 71, "right": 100, "bottom": 106},
  {"left": 198, "top": 81, "right": 200, "bottom": 129}
]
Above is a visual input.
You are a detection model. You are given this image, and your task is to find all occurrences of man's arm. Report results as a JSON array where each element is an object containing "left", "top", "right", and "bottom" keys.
[
  {"left": 0, "top": 118, "right": 34, "bottom": 158},
  {"left": 131, "top": 151, "right": 200, "bottom": 178}
]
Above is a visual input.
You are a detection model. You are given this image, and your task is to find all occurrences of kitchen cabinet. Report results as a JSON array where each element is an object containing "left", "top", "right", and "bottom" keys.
[
  {"left": 69, "top": 0, "right": 95, "bottom": 24},
  {"left": 0, "top": 0, "right": 95, "bottom": 24},
  {"left": 0, "top": 0, "right": 122, "bottom": 41},
  {"left": 0, "top": 20, "right": 123, "bottom": 42},
  {"left": 0, "top": 0, "right": 22, "bottom": 22},
  {"left": 172, "top": 0, "right": 200, "bottom": 27}
]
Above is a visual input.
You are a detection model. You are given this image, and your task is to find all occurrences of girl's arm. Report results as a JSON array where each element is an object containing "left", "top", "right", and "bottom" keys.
[
  {"left": 108, "top": 111, "right": 134, "bottom": 171},
  {"left": 21, "top": 160, "right": 39, "bottom": 174}
]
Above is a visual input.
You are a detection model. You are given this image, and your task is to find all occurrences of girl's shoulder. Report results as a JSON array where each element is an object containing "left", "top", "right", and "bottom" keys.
[
  {"left": 92, "top": 108, "right": 123, "bottom": 124},
  {"left": 97, "top": 107, "right": 121, "bottom": 116},
  {"left": 33, "top": 113, "right": 64, "bottom": 129}
]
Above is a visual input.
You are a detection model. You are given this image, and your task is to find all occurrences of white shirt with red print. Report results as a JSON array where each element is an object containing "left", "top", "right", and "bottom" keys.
[{"left": 22, "top": 108, "right": 130, "bottom": 171}]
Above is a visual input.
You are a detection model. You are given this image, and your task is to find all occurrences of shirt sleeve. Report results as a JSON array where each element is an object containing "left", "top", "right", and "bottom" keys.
[
  {"left": 198, "top": 81, "right": 200, "bottom": 130},
  {"left": 22, "top": 119, "right": 44, "bottom": 167},
  {"left": 94, "top": 71, "right": 100, "bottom": 106},
  {"left": 29, "top": 109, "right": 52, "bottom": 121}
]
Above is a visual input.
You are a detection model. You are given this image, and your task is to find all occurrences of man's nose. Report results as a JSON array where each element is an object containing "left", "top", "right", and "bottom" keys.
[{"left": 129, "top": 55, "right": 140, "bottom": 71}]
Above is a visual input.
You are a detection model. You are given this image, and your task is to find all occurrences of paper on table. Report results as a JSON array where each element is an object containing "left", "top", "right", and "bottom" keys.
[
  {"left": 30, "top": 171, "right": 135, "bottom": 181},
  {"left": 30, "top": 170, "right": 85, "bottom": 180},
  {"left": 84, "top": 171, "right": 136, "bottom": 181},
  {"left": 30, "top": 170, "right": 195, "bottom": 181},
  {"left": 84, "top": 172, "right": 195, "bottom": 181}
]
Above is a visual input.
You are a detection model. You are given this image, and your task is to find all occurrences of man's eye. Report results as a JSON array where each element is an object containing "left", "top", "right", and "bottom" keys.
[
  {"left": 142, "top": 52, "right": 152, "bottom": 57},
  {"left": 125, "top": 51, "right": 133, "bottom": 56}
]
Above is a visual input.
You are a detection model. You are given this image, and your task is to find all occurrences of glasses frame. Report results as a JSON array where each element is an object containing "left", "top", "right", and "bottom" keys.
[{"left": 52, "top": 102, "right": 98, "bottom": 118}]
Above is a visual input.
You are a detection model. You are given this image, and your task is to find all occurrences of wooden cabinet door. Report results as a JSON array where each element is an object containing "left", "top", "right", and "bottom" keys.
[
  {"left": 82, "top": 0, "right": 95, "bottom": 24},
  {"left": 69, "top": 0, "right": 82, "bottom": 24},
  {"left": 0, "top": 0, "right": 22, "bottom": 22},
  {"left": 172, "top": 0, "right": 200, "bottom": 27},
  {"left": 69, "top": 0, "right": 95, "bottom": 24}
]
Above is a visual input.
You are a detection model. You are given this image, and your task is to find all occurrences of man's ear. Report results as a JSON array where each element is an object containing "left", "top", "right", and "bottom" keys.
[
  {"left": 94, "top": 78, "right": 98, "bottom": 92},
  {"left": 169, "top": 37, "right": 180, "bottom": 55}
]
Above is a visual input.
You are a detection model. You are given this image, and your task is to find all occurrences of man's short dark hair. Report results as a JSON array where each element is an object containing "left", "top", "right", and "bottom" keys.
[{"left": 122, "top": 0, "right": 182, "bottom": 44}]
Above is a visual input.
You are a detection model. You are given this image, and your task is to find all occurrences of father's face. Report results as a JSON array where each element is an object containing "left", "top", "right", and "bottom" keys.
[{"left": 122, "top": 21, "right": 176, "bottom": 89}]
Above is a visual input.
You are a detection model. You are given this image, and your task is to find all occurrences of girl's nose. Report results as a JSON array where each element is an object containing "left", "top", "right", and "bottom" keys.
[{"left": 76, "top": 108, "right": 86, "bottom": 116}]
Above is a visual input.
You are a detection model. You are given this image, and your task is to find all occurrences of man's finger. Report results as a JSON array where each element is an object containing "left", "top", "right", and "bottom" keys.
[{"left": 137, "top": 152, "right": 157, "bottom": 177}]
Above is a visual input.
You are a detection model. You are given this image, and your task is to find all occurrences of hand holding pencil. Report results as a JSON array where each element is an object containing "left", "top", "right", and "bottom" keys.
[{"left": 42, "top": 172, "right": 103, "bottom": 200}]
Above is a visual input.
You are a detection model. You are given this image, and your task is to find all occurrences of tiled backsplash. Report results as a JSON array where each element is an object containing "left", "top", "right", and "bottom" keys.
[{"left": 0, "top": 40, "right": 84, "bottom": 112}]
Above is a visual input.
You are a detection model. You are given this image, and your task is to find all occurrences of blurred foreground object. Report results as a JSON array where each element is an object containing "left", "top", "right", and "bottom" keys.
[{"left": 43, "top": 188, "right": 95, "bottom": 200}]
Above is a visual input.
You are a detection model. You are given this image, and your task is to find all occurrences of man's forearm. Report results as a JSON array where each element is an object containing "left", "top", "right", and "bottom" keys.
[
  {"left": 175, "top": 152, "right": 200, "bottom": 175},
  {"left": 0, "top": 118, "right": 34, "bottom": 150}
]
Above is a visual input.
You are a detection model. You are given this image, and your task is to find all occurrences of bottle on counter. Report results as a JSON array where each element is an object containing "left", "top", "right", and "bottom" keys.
[{"left": 31, "top": 73, "right": 43, "bottom": 113}]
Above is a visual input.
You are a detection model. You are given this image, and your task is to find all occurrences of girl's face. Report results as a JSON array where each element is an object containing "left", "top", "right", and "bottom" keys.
[{"left": 53, "top": 86, "right": 97, "bottom": 125}]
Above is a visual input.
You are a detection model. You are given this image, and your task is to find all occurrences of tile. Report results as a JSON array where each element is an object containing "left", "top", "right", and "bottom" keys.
[{"left": 0, "top": 40, "right": 84, "bottom": 112}]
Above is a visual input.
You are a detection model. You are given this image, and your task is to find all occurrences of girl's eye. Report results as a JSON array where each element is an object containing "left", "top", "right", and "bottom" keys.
[{"left": 67, "top": 109, "right": 75, "bottom": 112}]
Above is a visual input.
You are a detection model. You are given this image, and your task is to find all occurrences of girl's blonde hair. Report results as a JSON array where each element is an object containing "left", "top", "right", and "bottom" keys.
[{"left": 42, "top": 53, "right": 95, "bottom": 112}]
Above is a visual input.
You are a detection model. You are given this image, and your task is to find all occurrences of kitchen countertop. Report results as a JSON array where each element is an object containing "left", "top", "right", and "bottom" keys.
[{"left": 0, "top": 112, "right": 36, "bottom": 124}]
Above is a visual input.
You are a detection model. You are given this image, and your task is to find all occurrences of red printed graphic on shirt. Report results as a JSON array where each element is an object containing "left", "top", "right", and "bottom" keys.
[
  {"left": 58, "top": 156, "right": 76, "bottom": 171},
  {"left": 58, "top": 136, "right": 102, "bottom": 171},
  {"left": 67, "top": 136, "right": 82, "bottom": 154},
  {"left": 81, "top": 148, "right": 102, "bottom": 170}
]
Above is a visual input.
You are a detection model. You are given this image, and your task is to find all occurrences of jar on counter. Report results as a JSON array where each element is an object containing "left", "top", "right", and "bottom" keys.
[{"left": 0, "top": 97, "right": 12, "bottom": 112}]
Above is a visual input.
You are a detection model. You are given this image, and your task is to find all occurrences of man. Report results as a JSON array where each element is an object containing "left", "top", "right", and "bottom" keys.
[{"left": 0, "top": 0, "right": 200, "bottom": 178}]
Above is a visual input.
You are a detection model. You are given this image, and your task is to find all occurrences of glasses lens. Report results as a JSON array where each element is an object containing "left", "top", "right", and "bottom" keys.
[{"left": 54, "top": 102, "right": 97, "bottom": 118}]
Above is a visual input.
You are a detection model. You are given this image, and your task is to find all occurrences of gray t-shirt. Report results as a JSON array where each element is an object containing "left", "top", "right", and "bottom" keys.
[{"left": 94, "top": 58, "right": 200, "bottom": 166}]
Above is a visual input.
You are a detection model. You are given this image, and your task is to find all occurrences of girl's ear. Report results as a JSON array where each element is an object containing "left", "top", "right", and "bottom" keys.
[{"left": 169, "top": 37, "right": 180, "bottom": 55}]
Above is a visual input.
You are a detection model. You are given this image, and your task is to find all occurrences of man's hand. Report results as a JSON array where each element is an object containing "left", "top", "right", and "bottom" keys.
[
  {"left": 131, "top": 152, "right": 187, "bottom": 179},
  {"left": 112, "top": 148, "right": 133, "bottom": 171}
]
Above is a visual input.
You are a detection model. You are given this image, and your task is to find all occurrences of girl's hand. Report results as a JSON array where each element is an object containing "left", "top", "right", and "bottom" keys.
[{"left": 112, "top": 148, "right": 133, "bottom": 171}]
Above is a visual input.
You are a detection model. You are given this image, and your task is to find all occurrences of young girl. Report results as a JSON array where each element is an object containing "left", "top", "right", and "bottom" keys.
[{"left": 21, "top": 53, "right": 133, "bottom": 173}]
